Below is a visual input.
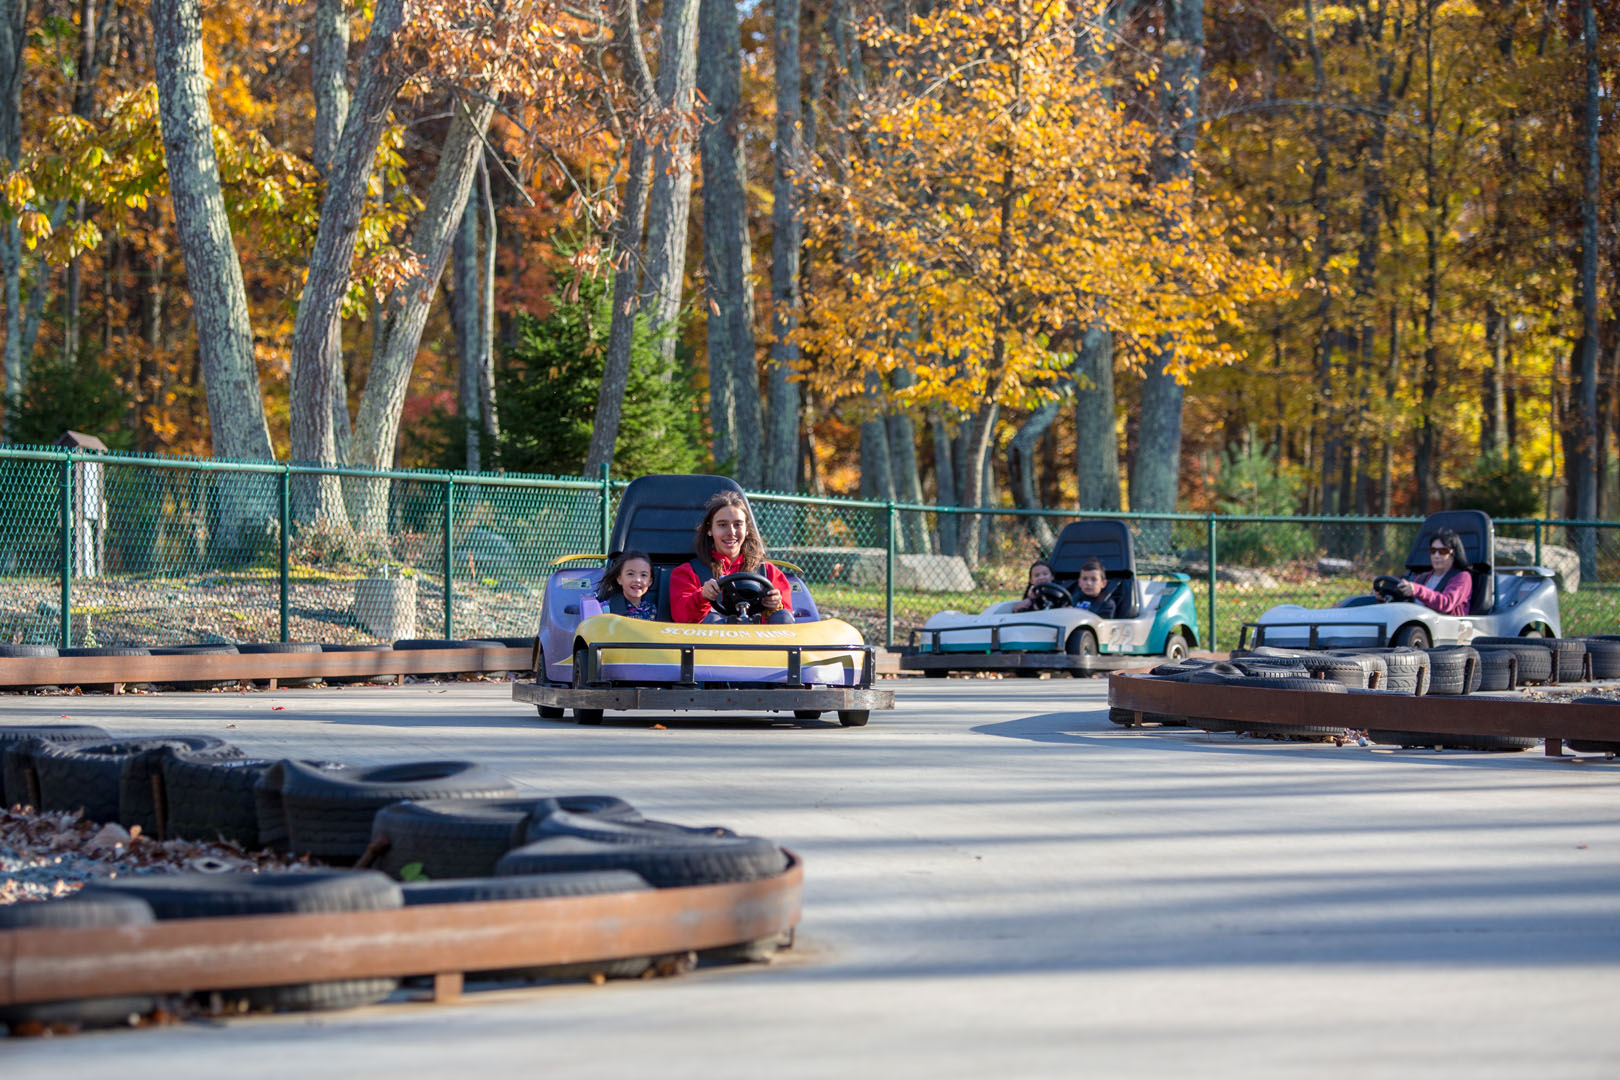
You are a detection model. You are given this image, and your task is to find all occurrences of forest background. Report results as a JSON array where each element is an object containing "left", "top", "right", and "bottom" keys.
[{"left": 1, "top": 0, "right": 1615, "bottom": 545}]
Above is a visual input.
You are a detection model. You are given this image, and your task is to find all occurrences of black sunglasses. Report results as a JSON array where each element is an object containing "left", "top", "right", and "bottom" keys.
[{"left": 1428, "top": 545, "right": 1450, "bottom": 554}]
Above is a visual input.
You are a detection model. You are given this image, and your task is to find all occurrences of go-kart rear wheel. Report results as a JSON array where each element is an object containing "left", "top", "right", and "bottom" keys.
[
  {"left": 574, "top": 709, "right": 604, "bottom": 725},
  {"left": 837, "top": 710, "right": 870, "bottom": 727},
  {"left": 1066, "top": 628, "right": 1098, "bottom": 657},
  {"left": 537, "top": 705, "right": 566, "bottom": 720},
  {"left": 794, "top": 710, "right": 822, "bottom": 720},
  {"left": 1393, "top": 624, "right": 1431, "bottom": 649},
  {"left": 1163, "top": 632, "right": 1190, "bottom": 662},
  {"left": 572, "top": 646, "right": 605, "bottom": 724},
  {"left": 924, "top": 669, "right": 948, "bottom": 679}
]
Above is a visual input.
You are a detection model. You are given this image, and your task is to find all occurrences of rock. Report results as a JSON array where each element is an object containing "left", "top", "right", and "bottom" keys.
[
  {"left": 1497, "top": 538, "right": 1580, "bottom": 592},
  {"left": 85, "top": 823, "right": 131, "bottom": 854},
  {"left": 772, "top": 546, "right": 887, "bottom": 585},
  {"left": 893, "top": 554, "right": 976, "bottom": 592},
  {"left": 458, "top": 527, "right": 519, "bottom": 581},
  {"left": 1182, "top": 563, "right": 1282, "bottom": 590},
  {"left": 1317, "top": 557, "right": 1357, "bottom": 577}
]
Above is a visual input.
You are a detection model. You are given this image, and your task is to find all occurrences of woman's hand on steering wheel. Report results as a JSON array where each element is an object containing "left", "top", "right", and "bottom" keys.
[
  {"left": 712, "top": 571, "right": 775, "bottom": 619},
  {"left": 1028, "top": 581, "right": 1074, "bottom": 611}
]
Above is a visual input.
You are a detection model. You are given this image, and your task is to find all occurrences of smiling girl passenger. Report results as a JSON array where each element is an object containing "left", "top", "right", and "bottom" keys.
[{"left": 598, "top": 549, "right": 657, "bottom": 620}]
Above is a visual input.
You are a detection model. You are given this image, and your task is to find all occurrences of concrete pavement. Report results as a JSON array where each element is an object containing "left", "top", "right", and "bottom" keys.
[{"left": 2, "top": 677, "right": 1617, "bottom": 1078}]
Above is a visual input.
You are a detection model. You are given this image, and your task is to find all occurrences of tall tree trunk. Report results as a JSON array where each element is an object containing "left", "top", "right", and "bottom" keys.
[
  {"left": 288, "top": 0, "right": 408, "bottom": 524},
  {"left": 887, "top": 368, "right": 929, "bottom": 551},
  {"left": 641, "top": 0, "right": 701, "bottom": 370},
  {"left": 151, "top": 0, "right": 273, "bottom": 463},
  {"left": 762, "top": 0, "right": 804, "bottom": 492},
  {"left": 477, "top": 155, "right": 499, "bottom": 463},
  {"left": 1009, "top": 399, "right": 1060, "bottom": 549},
  {"left": 1074, "top": 327, "right": 1121, "bottom": 510},
  {"left": 0, "top": 0, "right": 31, "bottom": 428},
  {"left": 1572, "top": 0, "right": 1600, "bottom": 570},
  {"left": 698, "top": 0, "right": 761, "bottom": 485},
  {"left": 584, "top": 0, "right": 656, "bottom": 477},
  {"left": 931, "top": 410, "right": 958, "bottom": 556},
  {"left": 349, "top": 96, "right": 496, "bottom": 523},
  {"left": 858, "top": 372, "right": 894, "bottom": 501},
  {"left": 453, "top": 183, "right": 483, "bottom": 472},
  {"left": 1132, "top": 0, "right": 1202, "bottom": 516},
  {"left": 311, "top": 0, "right": 349, "bottom": 176}
]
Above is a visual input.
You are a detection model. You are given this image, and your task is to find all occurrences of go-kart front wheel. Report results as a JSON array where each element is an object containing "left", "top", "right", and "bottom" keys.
[
  {"left": 1066, "top": 628, "right": 1098, "bottom": 657},
  {"left": 572, "top": 645, "right": 605, "bottom": 724},
  {"left": 537, "top": 705, "right": 566, "bottom": 719},
  {"left": 1392, "top": 624, "right": 1432, "bottom": 649},
  {"left": 794, "top": 710, "right": 823, "bottom": 720},
  {"left": 574, "top": 709, "right": 604, "bottom": 725},
  {"left": 837, "top": 710, "right": 870, "bottom": 727},
  {"left": 1163, "top": 632, "right": 1189, "bottom": 662}
]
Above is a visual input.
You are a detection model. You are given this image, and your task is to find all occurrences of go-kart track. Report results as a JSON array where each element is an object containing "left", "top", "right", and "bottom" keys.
[{"left": 3, "top": 677, "right": 1617, "bottom": 1079}]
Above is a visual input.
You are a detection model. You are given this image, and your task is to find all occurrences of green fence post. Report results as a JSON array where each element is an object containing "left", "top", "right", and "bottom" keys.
[
  {"left": 443, "top": 477, "right": 455, "bottom": 639},
  {"left": 59, "top": 451, "right": 73, "bottom": 649},
  {"left": 1534, "top": 520, "right": 1543, "bottom": 568},
  {"left": 599, "top": 462, "right": 611, "bottom": 553},
  {"left": 279, "top": 465, "right": 291, "bottom": 643},
  {"left": 885, "top": 500, "right": 897, "bottom": 650},
  {"left": 1206, "top": 514, "right": 1217, "bottom": 652}
]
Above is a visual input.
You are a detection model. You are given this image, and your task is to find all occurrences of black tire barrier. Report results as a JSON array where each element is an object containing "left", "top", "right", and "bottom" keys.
[
  {"left": 1423, "top": 647, "right": 1478, "bottom": 696},
  {"left": 30, "top": 737, "right": 240, "bottom": 825},
  {"left": 1, "top": 725, "right": 111, "bottom": 807},
  {"left": 0, "top": 893, "right": 162, "bottom": 1029},
  {"left": 79, "top": 870, "right": 403, "bottom": 1014},
  {"left": 1551, "top": 639, "right": 1590, "bottom": 683},
  {"left": 60, "top": 647, "right": 153, "bottom": 657},
  {"left": 1467, "top": 638, "right": 1557, "bottom": 685},
  {"left": 147, "top": 644, "right": 242, "bottom": 690},
  {"left": 120, "top": 737, "right": 243, "bottom": 834},
  {"left": 239, "top": 642, "right": 324, "bottom": 687},
  {"left": 489, "top": 637, "right": 537, "bottom": 648},
  {"left": 1364, "top": 728, "right": 1540, "bottom": 752},
  {"left": 529, "top": 794, "right": 642, "bottom": 823},
  {"left": 320, "top": 643, "right": 396, "bottom": 685},
  {"left": 402, "top": 871, "right": 657, "bottom": 981},
  {"left": 369, "top": 798, "right": 554, "bottom": 880},
  {"left": 1576, "top": 638, "right": 1620, "bottom": 680},
  {"left": 496, "top": 834, "right": 789, "bottom": 889},
  {"left": 275, "top": 760, "right": 518, "bottom": 862},
  {"left": 1336, "top": 647, "right": 1431, "bottom": 695},
  {"left": 253, "top": 759, "right": 355, "bottom": 853},
  {"left": 392, "top": 638, "right": 511, "bottom": 677},
  {"left": 527, "top": 809, "right": 738, "bottom": 847},
  {"left": 160, "top": 753, "right": 275, "bottom": 847},
  {"left": 1565, "top": 695, "right": 1620, "bottom": 753},
  {"left": 1474, "top": 648, "right": 1519, "bottom": 691}
]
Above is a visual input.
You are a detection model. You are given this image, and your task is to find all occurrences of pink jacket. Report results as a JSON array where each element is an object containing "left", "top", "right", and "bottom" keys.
[{"left": 1407, "top": 570, "right": 1472, "bottom": 616}]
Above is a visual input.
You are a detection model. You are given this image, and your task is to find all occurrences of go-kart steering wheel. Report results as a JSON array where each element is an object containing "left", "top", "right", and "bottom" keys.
[
  {"left": 1372, "top": 575, "right": 1408, "bottom": 602},
  {"left": 713, "top": 571, "right": 775, "bottom": 620},
  {"left": 1028, "top": 581, "right": 1074, "bottom": 611}
]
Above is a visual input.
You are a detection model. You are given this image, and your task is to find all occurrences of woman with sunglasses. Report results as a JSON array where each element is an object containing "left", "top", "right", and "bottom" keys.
[{"left": 1382, "top": 527, "right": 1472, "bottom": 615}]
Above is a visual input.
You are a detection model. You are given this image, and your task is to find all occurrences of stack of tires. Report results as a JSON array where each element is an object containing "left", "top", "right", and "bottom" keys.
[
  {"left": 1, "top": 724, "right": 790, "bottom": 1029},
  {"left": 1117, "top": 656, "right": 1356, "bottom": 741}
]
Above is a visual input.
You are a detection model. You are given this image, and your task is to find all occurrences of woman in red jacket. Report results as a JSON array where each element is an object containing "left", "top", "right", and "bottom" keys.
[{"left": 669, "top": 491, "right": 796, "bottom": 624}]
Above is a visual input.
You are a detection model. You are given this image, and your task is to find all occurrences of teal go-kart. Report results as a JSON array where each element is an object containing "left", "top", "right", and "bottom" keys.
[{"left": 900, "top": 520, "right": 1200, "bottom": 677}]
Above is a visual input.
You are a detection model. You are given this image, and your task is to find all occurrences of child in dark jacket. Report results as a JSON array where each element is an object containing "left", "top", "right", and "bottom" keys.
[{"left": 598, "top": 550, "right": 658, "bottom": 620}]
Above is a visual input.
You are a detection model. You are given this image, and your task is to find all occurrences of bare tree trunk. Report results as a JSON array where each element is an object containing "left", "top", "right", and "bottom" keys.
[
  {"left": 288, "top": 0, "right": 408, "bottom": 524},
  {"left": 151, "top": 0, "right": 273, "bottom": 463},
  {"left": 763, "top": 0, "right": 804, "bottom": 492},
  {"left": 641, "top": 0, "right": 701, "bottom": 369},
  {"left": 584, "top": 0, "right": 655, "bottom": 477},
  {"left": 956, "top": 399, "right": 999, "bottom": 570},
  {"left": 1132, "top": 0, "right": 1202, "bottom": 516},
  {"left": 349, "top": 97, "right": 495, "bottom": 523},
  {"left": 311, "top": 0, "right": 349, "bottom": 175},
  {"left": 1073, "top": 327, "right": 1120, "bottom": 510},
  {"left": 1573, "top": 0, "right": 1600, "bottom": 570},
  {"left": 0, "top": 0, "right": 30, "bottom": 428},
  {"left": 698, "top": 0, "right": 761, "bottom": 486},
  {"left": 858, "top": 372, "right": 894, "bottom": 501},
  {"left": 887, "top": 368, "right": 929, "bottom": 551},
  {"left": 477, "top": 155, "right": 499, "bottom": 462},
  {"left": 1009, "top": 399, "right": 1060, "bottom": 549},
  {"left": 931, "top": 410, "right": 958, "bottom": 556},
  {"left": 453, "top": 183, "right": 482, "bottom": 471}
]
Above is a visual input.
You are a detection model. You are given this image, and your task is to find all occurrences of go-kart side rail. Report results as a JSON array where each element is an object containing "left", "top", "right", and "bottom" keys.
[
  {"left": 578, "top": 640, "right": 878, "bottom": 690},
  {"left": 1240, "top": 621, "right": 1389, "bottom": 649},
  {"left": 910, "top": 620, "right": 1065, "bottom": 654}
]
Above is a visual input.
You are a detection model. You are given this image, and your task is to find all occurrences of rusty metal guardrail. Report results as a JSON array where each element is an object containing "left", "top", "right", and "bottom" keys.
[{"left": 0, "top": 853, "right": 802, "bottom": 1008}]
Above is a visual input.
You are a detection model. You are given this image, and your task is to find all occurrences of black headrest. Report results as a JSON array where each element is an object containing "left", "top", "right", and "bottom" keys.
[
  {"left": 1050, "top": 520, "right": 1135, "bottom": 578},
  {"left": 608, "top": 474, "right": 746, "bottom": 565},
  {"left": 1405, "top": 510, "right": 1493, "bottom": 574}
]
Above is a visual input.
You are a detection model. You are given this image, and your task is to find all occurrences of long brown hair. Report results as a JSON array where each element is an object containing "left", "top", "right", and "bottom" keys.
[{"left": 693, "top": 491, "right": 765, "bottom": 573}]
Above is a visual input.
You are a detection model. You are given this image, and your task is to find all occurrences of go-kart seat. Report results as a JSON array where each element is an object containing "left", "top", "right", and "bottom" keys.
[
  {"left": 1403, "top": 509, "right": 1495, "bottom": 615},
  {"left": 1049, "top": 519, "right": 1139, "bottom": 619},
  {"left": 609, "top": 473, "right": 747, "bottom": 564}
]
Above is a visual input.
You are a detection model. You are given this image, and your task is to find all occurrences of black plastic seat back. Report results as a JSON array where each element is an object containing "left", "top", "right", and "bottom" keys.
[
  {"left": 1050, "top": 520, "right": 1138, "bottom": 619},
  {"left": 1404, "top": 509, "right": 1494, "bottom": 615},
  {"left": 608, "top": 474, "right": 746, "bottom": 566}
]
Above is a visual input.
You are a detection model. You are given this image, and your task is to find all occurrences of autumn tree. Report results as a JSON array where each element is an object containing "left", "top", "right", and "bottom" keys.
[{"left": 798, "top": 0, "right": 1283, "bottom": 561}]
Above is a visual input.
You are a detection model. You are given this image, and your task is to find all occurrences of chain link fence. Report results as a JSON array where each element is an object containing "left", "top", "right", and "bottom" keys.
[{"left": 2, "top": 444, "right": 1617, "bottom": 650}]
